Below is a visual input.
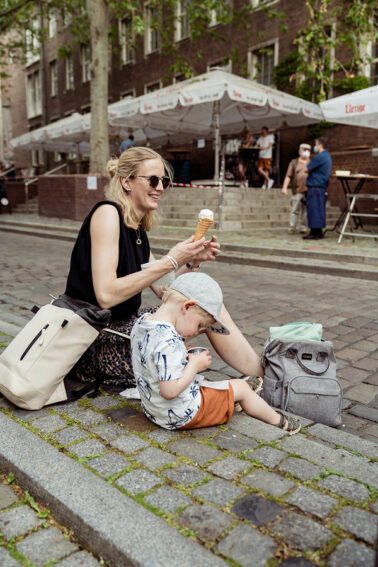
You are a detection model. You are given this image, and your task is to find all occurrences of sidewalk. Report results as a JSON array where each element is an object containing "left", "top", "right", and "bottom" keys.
[{"left": 0, "top": 226, "right": 377, "bottom": 566}]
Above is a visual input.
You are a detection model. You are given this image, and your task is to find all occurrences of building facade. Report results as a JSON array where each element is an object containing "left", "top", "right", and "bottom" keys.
[{"left": 4, "top": 0, "right": 378, "bottom": 180}]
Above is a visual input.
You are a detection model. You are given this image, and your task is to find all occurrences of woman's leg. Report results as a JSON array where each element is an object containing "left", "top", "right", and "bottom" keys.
[
  {"left": 205, "top": 304, "right": 263, "bottom": 376},
  {"left": 230, "top": 379, "right": 280, "bottom": 425}
]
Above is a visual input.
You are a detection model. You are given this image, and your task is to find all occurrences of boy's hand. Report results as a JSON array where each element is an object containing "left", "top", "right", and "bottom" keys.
[{"left": 188, "top": 350, "right": 212, "bottom": 373}]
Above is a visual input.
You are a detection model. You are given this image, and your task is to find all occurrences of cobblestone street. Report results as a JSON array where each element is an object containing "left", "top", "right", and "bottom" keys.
[{"left": 0, "top": 231, "right": 377, "bottom": 567}]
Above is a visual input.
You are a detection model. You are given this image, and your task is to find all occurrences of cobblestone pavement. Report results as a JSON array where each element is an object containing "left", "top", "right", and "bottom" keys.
[
  {"left": 0, "top": 232, "right": 377, "bottom": 566},
  {"left": 0, "top": 474, "right": 106, "bottom": 566}
]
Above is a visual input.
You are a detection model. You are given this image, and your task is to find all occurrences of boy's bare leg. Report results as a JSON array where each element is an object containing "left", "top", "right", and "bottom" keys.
[
  {"left": 206, "top": 304, "right": 263, "bottom": 376},
  {"left": 230, "top": 379, "right": 281, "bottom": 426}
]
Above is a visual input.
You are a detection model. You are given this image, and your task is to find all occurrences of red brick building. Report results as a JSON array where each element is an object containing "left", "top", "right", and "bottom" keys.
[{"left": 4, "top": 0, "right": 378, "bottom": 184}]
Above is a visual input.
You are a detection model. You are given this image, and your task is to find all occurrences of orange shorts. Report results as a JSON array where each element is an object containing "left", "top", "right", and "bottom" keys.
[
  {"left": 179, "top": 384, "right": 234, "bottom": 430},
  {"left": 258, "top": 158, "right": 271, "bottom": 171}
]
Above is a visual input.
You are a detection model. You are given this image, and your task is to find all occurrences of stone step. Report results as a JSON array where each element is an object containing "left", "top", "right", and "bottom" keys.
[
  {"left": 149, "top": 238, "right": 378, "bottom": 281},
  {"left": 0, "top": 219, "right": 377, "bottom": 280}
]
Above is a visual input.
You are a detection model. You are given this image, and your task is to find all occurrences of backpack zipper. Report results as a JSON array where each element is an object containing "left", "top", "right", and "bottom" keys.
[{"left": 20, "top": 324, "right": 49, "bottom": 361}]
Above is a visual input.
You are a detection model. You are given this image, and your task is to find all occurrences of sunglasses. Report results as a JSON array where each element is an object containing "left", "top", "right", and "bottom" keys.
[{"left": 132, "top": 175, "right": 171, "bottom": 189}]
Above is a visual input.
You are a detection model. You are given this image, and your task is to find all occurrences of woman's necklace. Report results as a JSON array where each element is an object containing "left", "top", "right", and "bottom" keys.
[{"left": 135, "top": 227, "right": 142, "bottom": 245}]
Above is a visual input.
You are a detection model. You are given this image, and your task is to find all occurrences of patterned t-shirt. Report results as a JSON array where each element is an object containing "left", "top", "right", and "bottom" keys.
[{"left": 130, "top": 315, "right": 201, "bottom": 429}]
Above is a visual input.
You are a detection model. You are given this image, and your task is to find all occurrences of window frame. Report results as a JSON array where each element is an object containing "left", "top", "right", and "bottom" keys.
[
  {"left": 174, "top": 0, "right": 190, "bottom": 42},
  {"left": 119, "top": 17, "right": 135, "bottom": 65},
  {"left": 249, "top": 38, "right": 279, "bottom": 86},
  {"left": 144, "top": 4, "right": 161, "bottom": 55},
  {"left": 81, "top": 44, "right": 91, "bottom": 83},
  {"left": 144, "top": 80, "right": 162, "bottom": 94},
  {"left": 65, "top": 55, "right": 75, "bottom": 91},
  {"left": 49, "top": 60, "right": 58, "bottom": 97},
  {"left": 26, "top": 70, "right": 42, "bottom": 118}
]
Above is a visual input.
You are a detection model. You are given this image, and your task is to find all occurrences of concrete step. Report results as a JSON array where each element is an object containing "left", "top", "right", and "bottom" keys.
[
  {"left": 0, "top": 218, "right": 376, "bottom": 280},
  {"left": 149, "top": 238, "right": 378, "bottom": 281}
]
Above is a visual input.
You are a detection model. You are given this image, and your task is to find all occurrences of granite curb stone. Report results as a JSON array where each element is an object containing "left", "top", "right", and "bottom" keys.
[{"left": 0, "top": 414, "right": 227, "bottom": 566}]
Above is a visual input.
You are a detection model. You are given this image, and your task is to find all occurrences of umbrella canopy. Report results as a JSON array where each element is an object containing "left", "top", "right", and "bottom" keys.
[
  {"left": 320, "top": 85, "right": 378, "bottom": 129},
  {"left": 10, "top": 69, "right": 322, "bottom": 155},
  {"left": 108, "top": 69, "right": 322, "bottom": 146}
]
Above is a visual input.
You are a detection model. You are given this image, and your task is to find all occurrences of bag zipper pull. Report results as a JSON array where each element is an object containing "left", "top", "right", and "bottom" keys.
[{"left": 38, "top": 325, "right": 48, "bottom": 346}]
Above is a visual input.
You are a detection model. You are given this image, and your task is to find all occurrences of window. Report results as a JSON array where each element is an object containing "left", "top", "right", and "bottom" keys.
[
  {"left": 210, "top": 0, "right": 231, "bottom": 26},
  {"left": 50, "top": 60, "right": 58, "bottom": 97},
  {"left": 250, "top": 40, "right": 278, "bottom": 86},
  {"left": 63, "top": 11, "right": 72, "bottom": 27},
  {"left": 119, "top": 18, "right": 135, "bottom": 64},
  {"left": 65, "top": 56, "right": 74, "bottom": 90},
  {"left": 366, "top": 18, "right": 378, "bottom": 85},
  {"left": 145, "top": 5, "right": 160, "bottom": 54},
  {"left": 120, "top": 89, "right": 136, "bottom": 99},
  {"left": 251, "top": 0, "right": 278, "bottom": 8},
  {"left": 31, "top": 149, "right": 44, "bottom": 166},
  {"left": 81, "top": 45, "right": 91, "bottom": 82},
  {"left": 174, "top": 1, "right": 190, "bottom": 42},
  {"left": 208, "top": 59, "right": 231, "bottom": 73},
  {"left": 145, "top": 80, "right": 161, "bottom": 93},
  {"left": 26, "top": 70, "right": 42, "bottom": 118},
  {"left": 25, "top": 20, "right": 40, "bottom": 66},
  {"left": 48, "top": 11, "right": 57, "bottom": 38}
]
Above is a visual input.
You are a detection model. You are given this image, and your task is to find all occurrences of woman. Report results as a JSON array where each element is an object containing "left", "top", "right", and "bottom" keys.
[
  {"left": 238, "top": 131, "right": 255, "bottom": 188},
  {"left": 65, "top": 146, "right": 262, "bottom": 387}
]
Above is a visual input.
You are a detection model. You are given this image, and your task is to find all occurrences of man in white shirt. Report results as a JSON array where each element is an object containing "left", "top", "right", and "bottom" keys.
[{"left": 256, "top": 126, "right": 275, "bottom": 189}]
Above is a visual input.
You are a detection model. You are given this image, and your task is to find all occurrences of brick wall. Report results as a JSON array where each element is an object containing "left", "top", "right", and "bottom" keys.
[{"left": 38, "top": 175, "right": 108, "bottom": 220}]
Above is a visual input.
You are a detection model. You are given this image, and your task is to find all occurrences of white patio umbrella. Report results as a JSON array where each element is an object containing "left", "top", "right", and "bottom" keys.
[
  {"left": 108, "top": 69, "right": 322, "bottom": 177},
  {"left": 320, "top": 85, "right": 378, "bottom": 129}
]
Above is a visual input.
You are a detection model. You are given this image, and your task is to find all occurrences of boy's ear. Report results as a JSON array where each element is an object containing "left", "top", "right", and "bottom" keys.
[{"left": 182, "top": 299, "right": 197, "bottom": 313}]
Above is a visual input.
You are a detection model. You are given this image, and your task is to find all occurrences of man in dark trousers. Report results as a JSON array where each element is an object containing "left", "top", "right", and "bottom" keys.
[{"left": 303, "top": 137, "right": 332, "bottom": 240}]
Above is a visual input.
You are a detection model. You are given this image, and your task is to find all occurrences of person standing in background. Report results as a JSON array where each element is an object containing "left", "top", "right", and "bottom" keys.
[
  {"left": 237, "top": 130, "right": 255, "bottom": 188},
  {"left": 120, "top": 135, "right": 135, "bottom": 153},
  {"left": 303, "top": 137, "right": 332, "bottom": 240},
  {"left": 255, "top": 126, "right": 275, "bottom": 189},
  {"left": 281, "top": 143, "right": 311, "bottom": 235}
]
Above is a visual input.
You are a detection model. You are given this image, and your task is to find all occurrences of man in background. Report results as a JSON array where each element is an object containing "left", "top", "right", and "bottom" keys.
[
  {"left": 281, "top": 143, "right": 311, "bottom": 235},
  {"left": 120, "top": 134, "right": 135, "bottom": 153},
  {"left": 303, "top": 137, "right": 332, "bottom": 240},
  {"left": 255, "top": 126, "right": 275, "bottom": 189}
]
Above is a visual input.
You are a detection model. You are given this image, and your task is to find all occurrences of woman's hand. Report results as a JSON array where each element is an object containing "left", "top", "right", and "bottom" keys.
[
  {"left": 167, "top": 236, "right": 207, "bottom": 267},
  {"left": 191, "top": 235, "right": 220, "bottom": 264},
  {"left": 187, "top": 350, "right": 212, "bottom": 373}
]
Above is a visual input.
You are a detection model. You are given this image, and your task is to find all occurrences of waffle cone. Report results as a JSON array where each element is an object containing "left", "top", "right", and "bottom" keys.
[{"left": 194, "top": 217, "right": 213, "bottom": 241}]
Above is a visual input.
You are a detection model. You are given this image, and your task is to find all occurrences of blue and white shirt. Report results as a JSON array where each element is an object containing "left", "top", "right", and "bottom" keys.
[{"left": 130, "top": 315, "right": 201, "bottom": 429}]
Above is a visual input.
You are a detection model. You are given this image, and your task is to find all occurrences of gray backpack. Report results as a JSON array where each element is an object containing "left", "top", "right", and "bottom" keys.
[{"left": 261, "top": 338, "right": 342, "bottom": 427}]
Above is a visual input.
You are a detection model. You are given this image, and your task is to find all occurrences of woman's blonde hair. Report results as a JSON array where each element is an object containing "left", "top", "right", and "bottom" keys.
[{"left": 105, "top": 146, "right": 173, "bottom": 230}]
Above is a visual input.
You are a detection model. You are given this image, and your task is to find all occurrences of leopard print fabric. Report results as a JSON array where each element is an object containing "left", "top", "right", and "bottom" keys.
[{"left": 72, "top": 307, "right": 156, "bottom": 388}]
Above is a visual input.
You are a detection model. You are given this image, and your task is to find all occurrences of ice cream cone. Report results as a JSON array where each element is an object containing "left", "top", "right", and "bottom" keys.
[{"left": 194, "top": 217, "right": 213, "bottom": 241}]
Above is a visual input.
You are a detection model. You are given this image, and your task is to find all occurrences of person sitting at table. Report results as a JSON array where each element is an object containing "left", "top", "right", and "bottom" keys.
[
  {"left": 64, "top": 146, "right": 263, "bottom": 388},
  {"left": 303, "top": 137, "right": 332, "bottom": 240}
]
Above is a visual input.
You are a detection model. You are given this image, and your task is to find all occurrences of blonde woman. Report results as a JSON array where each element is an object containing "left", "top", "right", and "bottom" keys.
[{"left": 65, "top": 147, "right": 262, "bottom": 387}]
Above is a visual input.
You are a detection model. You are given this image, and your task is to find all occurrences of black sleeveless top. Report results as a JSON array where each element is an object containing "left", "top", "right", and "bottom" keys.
[{"left": 65, "top": 201, "right": 150, "bottom": 320}]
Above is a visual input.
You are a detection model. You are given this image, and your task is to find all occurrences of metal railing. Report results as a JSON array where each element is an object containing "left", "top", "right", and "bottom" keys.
[{"left": 24, "top": 163, "right": 68, "bottom": 214}]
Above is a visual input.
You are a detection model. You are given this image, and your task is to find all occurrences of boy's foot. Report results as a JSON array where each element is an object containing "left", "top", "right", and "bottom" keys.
[
  {"left": 276, "top": 410, "right": 301, "bottom": 435},
  {"left": 267, "top": 179, "right": 274, "bottom": 189},
  {"left": 242, "top": 375, "right": 263, "bottom": 394}
]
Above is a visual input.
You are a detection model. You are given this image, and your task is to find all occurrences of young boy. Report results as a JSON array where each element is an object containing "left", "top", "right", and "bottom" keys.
[{"left": 130, "top": 273, "right": 300, "bottom": 433}]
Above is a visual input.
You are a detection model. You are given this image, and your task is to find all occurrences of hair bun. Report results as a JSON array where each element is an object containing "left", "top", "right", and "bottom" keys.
[{"left": 106, "top": 158, "right": 119, "bottom": 178}]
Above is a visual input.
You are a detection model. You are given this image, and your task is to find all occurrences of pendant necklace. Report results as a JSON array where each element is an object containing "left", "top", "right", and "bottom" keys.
[{"left": 135, "top": 227, "right": 142, "bottom": 245}]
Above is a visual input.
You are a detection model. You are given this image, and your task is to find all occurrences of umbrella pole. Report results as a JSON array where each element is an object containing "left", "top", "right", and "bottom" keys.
[
  {"left": 213, "top": 100, "right": 220, "bottom": 181},
  {"left": 218, "top": 144, "right": 225, "bottom": 232}
]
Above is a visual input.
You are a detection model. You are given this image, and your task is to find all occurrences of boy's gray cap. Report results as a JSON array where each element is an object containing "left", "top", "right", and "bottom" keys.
[{"left": 170, "top": 273, "right": 230, "bottom": 335}]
